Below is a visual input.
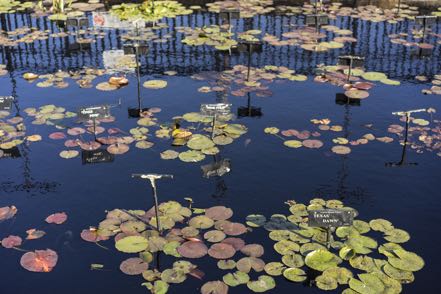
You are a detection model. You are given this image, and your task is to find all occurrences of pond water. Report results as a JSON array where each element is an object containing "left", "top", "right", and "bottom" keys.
[{"left": 0, "top": 2, "right": 440, "bottom": 294}]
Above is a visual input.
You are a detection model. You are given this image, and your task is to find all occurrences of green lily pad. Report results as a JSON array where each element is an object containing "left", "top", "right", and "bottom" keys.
[
  {"left": 247, "top": 275, "right": 276, "bottom": 292},
  {"left": 217, "top": 259, "right": 236, "bottom": 270},
  {"left": 361, "top": 71, "right": 388, "bottom": 81},
  {"left": 322, "top": 267, "right": 353, "bottom": 284},
  {"left": 384, "top": 228, "right": 410, "bottom": 243},
  {"left": 383, "top": 263, "right": 415, "bottom": 283},
  {"left": 115, "top": 236, "right": 148, "bottom": 253},
  {"left": 160, "top": 268, "right": 186, "bottom": 284},
  {"left": 142, "top": 280, "right": 169, "bottom": 294},
  {"left": 282, "top": 253, "right": 304, "bottom": 268},
  {"left": 274, "top": 240, "right": 300, "bottom": 255},
  {"left": 264, "top": 262, "right": 286, "bottom": 276},
  {"left": 163, "top": 241, "right": 182, "bottom": 257},
  {"left": 388, "top": 249, "right": 424, "bottom": 272},
  {"left": 305, "top": 249, "right": 342, "bottom": 271},
  {"left": 283, "top": 267, "right": 307, "bottom": 282},
  {"left": 178, "top": 150, "right": 206, "bottom": 162},
  {"left": 187, "top": 135, "right": 215, "bottom": 150},
  {"left": 349, "top": 255, "right": 376, "bottom": 272},
  {"left": 246, "top": 214, "right": 267, "bottom": 227},
  {"left": 264, "top": 127, "right": 279, "bottom": 134},
  {"left": 345, "top": 234, "right": 378, "bottom": 254},
  {"left": 284, "top": 140, "right": 303, "bottom": 148},
  {"left": 349, "top": 273, "right": 385, "bottom": 294},
  {"left": 223, "top": 271, "right": 250, "bottom": 286},
  {"left": 369, "top": 219, "right": 394, "bottom": 232},
  {"left": 315, "top": 275, "right": 338, "bottom": 290}
]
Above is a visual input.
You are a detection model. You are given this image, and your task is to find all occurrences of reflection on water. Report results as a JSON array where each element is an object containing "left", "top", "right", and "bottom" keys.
[{"left": 0, "top": 10, "right": 439, "bottom": 78}]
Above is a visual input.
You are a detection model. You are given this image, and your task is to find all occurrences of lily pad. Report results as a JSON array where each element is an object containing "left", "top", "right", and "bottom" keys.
[
  {"left": 115, "top": 236, "right": 149, "bottom": 253},
  {"left": 305, "top": 249, "right": 342, "bottom": 271}
]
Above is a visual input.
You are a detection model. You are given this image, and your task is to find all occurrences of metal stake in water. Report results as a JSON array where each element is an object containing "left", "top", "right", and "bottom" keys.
[{"left": 132, "top": 174, "right": 173, "bottom": 233}]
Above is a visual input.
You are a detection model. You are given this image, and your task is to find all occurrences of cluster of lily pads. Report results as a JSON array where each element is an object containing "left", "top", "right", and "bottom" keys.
[
  {"left": 193, "top": 65, "right": 307, "bottom": 98},
  {"left": 1, "top": 204, "right": 68, "bottom": 273},
  {"left": 110, "top": 1, "right": 193, "bottom": 22},
  {"left": 388, "top": 108, "right": 441, "bottom": 156},
  {"left": 180, "top": 25, "right": 238, "bottom": 51},
  {"left": 80, "top": 200, "right": 273, "bottom": 293},
  {"left": 421, "top": 74, "right": 441, "bottom": 95},
  {"left": 0, "top": 0, "right": 34, "bottom": 14},
  {"left": 263, "top": 25, "right": 356, "bottom": 52},
  {"left": 248, "top": 198, "right": 424, "bottom": 293},
  {"left": 315, "top": 64, "right": 400, "bottom": 100},
  {"left": 264, "top": 117, "right": 397, "bottom": 155},
  {"left": 388, "top": 27, "right": 440, "bottom": 51},
  {"left": 22, "top": 68, "right": 134, "bottom": 90},
  {"left": 206, "top": 0, "right": 274, "bottom": 18},
  {"left": 78, "top": 197, "right": 424, "bottom": 293},
  {"left": 0, "top": 26, "right": 106, "bottom": 47},
  {"left": 0, "top": 109, "right": 40, "bottom": 157},
  {"left": 156, "top": 111, "right": 247, "bottom": 163}
]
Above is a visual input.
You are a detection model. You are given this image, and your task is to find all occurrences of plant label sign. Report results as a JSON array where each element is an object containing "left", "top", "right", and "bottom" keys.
[
  {"left": 78, "top": 105, "right": 111, "bottom": 122},
  {"left": 200, "top": 103, "right": 232, "bottom": 116},
  {"left": 308, "top": 209, "right": 353, "bottom": 228},
  {"left": 0, "top": 96, "right": 14, "bottom": 111},
  {"left": 338, "top": 55, "right": 365, "bottom": 68},
  {"left": 82, "top": 149, "right": 114, "bottom": 164}
]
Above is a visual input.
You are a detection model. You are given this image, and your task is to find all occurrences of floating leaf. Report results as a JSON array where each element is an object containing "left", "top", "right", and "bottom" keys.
[
  {"left": 179, "top": 150, "right": 205, "bottom": 162},
  {"left": 205, "top": 206, "right": 233, "bottom": 221},
  {"left": 264, "top": 262, "right": 286, "bottom": 276},
  {"left": 388, "top": 249, "right": 424, "bottom": 272},
  {"left": 201, "top": 281, "right": 229, "bottom": 294},
  {"left": 283, "top": 268, "right": 307, "bottom": 282},
  {"left": 223, "top": 271, "right": 250, "bottom": 286},
  {"left": 305, "top": 249, "right": 342, "bottom": 271},
  {"left": 315, "top": 275, "right": 338, "bottom": 290},
  {"left": 208, "top": 243, "right": 236, "bottom": 259},
  {"left": 1, "top": 235, "right": 22, "bottom": 248},
  {"left": 45, "top": 212, "right": 67, "bottom": 224},
  {"left": 115, "top": 236, "right": 148, "bottom": 253},
  {"left": 247, "top": 275, "right": 276, "bottom": 292},
  {"left": 143, "top": 80, "right": 167, "bottom": 89},
  {"left": 120, "top": 257, "right": 148, "bottom": 275},
  {"left": 20, "top": 249, "right": 58, "bottom": 272},
  {"left": 177, "top": 241, "right": 208, "bottom": 258}
]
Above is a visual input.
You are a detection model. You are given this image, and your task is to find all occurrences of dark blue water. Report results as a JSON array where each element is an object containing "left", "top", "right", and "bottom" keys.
[{"left": 0, "top": 8, "right": 440, "bottom": 294}]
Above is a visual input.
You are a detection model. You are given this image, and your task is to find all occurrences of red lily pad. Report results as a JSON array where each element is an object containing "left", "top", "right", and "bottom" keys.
[
  {"left": 45, "top": 212, "right": 67, "bottom": 225},
  {"left": 221, "top": 237, "right": 246, "bottom": 250},
  {"left": 177, "top": 241, "right": 208, "bottom": 258},
  {"left": 205, "top": 206, "right": 233, "bottom": 221},
  {"left": 49, "top": 132, "right": 67, "bottom": 140},
  {"left": 120, "top": 257, "right": 148, "bottom": 275},
  {"left": 79, "top": 141, "right": 101, "bottom": 151},
  {"left": 1, "top": 235, "right": 22, "bottom": 248},
  {"left": 208, "top": 243, "right": 236, "bottom": 259},
  {"left": 80, "top": 229, "right": 109, "bottom": 242},
  {"left": 281, "top": 129, "right": 299, "bottom": 137},
  {"left": 222, "top": 222, "right": 248, "bottom": 236},
  {"left": 107, "top": 143, "right": 130, "bottom": 155},
  {"left": 302, "top": 139, "right": 324, "bottom": 148},
  {"left": 240, "top": 244, "right": 264, "bottom": 257},
  {"left": 67, "top": 127, "right": 86, "bottom": 136},
  {"left": 64, "top": 139, "right": 79, "bottom": 147},
  {"left": 20, "top": 249, "right": 58, "bottom": 272},
  {"left": 201, "top": 281, "right": 229, "bottom": 294}
]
